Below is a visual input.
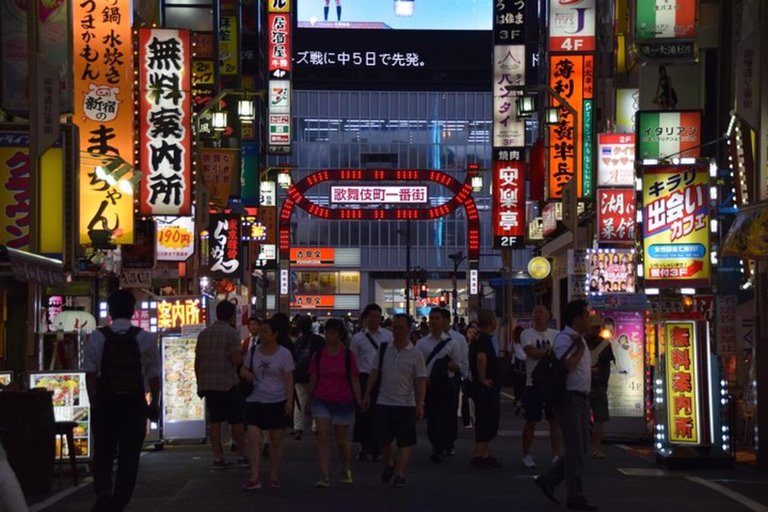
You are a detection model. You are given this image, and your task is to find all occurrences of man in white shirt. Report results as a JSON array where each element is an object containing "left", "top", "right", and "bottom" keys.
[
  {"left": 350, "top": 303, "right": 393, "bottom": 461},
  {"left": 534, "top": 300, "right": 598, "bottom": 511},
  {"left": 441, "top": 308, "right": 468, "bottom": 456},
  {"left": 418, "top": 308, "right": 464, "bottom": 464},
  {"left": 521, "top": 305, "right": 562, "bottom": 469}
]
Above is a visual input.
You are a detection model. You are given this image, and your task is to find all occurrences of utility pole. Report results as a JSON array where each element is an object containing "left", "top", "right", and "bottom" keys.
[{"left": 405, "top": 219, "right": 412, "bottom": 317}]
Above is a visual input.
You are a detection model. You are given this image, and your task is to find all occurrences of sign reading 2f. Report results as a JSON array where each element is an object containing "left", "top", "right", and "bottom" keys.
[{"left": 549, "top": 0, "right": 596, "bottom": 52}]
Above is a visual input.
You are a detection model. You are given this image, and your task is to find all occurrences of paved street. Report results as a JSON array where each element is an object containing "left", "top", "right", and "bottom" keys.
[{"left": 30, "top": 393, "right": 768, "bottom": 512}]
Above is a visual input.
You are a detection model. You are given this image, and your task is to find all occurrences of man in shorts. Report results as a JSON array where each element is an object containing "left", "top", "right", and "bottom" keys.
[
  {"left": 363, "top": 314, "right": 427, "bottom": 487},
  {"left": 194, "top": 301, "right": 248, "bottom": 469},
  {"left": 521, "top": 305, "right": 562, "bottom": 469}
]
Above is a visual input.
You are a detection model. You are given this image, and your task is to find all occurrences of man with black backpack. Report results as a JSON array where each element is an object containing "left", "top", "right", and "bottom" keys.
[
  {"left": 350, "top": 304, "right": 393, "bottom": 461},
  {"left": 417, "top": 307, "right": 466, "bottom": 464},
  {"left": 534, "top": 300, "right": 598, "bottom": 511},
  {"left": 85, "top": 289, "right": 160, "bottom": 512}
]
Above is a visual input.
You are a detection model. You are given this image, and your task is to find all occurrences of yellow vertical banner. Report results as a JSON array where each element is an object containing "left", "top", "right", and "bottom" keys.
[
  {"left": 664, "top": 321, "right": 700, "bottom": 444},
  {"left": 73, "top": 0, "right": 135, "bottom": 245}
]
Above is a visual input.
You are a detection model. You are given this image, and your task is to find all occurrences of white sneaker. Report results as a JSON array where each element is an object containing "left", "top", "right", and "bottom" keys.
[
  {"left": 522, "top": 455, "right": 536, "bottom": 469},
  {"left": 552, "top": 455, "right": 561, "bottom": 465}
]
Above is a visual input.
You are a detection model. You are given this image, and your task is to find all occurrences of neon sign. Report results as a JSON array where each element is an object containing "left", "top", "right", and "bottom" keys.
[{"left": 156, "top": 297, "right": 206, "bottom": 331}]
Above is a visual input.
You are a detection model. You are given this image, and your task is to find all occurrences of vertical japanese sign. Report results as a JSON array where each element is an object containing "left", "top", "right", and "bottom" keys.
[
  {"left": 218, "top": 14, "right": 239, "bottom": 76},
  {"left": 139, "top": 29, "right": 192, "bottom": 216},
  {"left": 548, "top": 53, "right": 594, "bottom": 199},
  {"left": 492, "top": 161, "right": 526, "bottom": 248},
  {"left": 597, "top": 189, "right": 635, "bottom": 243},
  {"left": 637, "top": 110, "right": 701, "bottom": 160},
  {"left": 268, "top": 0, "right": 292, "bottom": 155},
  {"left": 664, "top": 321, "right": 699, "bottom": 444},
  {"left": 74, "top": 0, "right": 134, "bottom": 245},
  {"left": 642, "top": 164, "right": 710, "bottom": 287},
  {"left": 549, "top": 0, "right": 596, "bottom": 52},
  {"left": 597, "top": 134, "right": 635, "bottom": 187},
  {"left": 207, "top": 214, "right": 241, "bottom": 278},
  {"left": 493, "top": 45, "right": 526, "bottom": 150},
  {"left": 200, "top": 148, "right": 238, "bottom": 208},
  {"left": 715, "top": 295, "right": 737, "bottom": 355}
]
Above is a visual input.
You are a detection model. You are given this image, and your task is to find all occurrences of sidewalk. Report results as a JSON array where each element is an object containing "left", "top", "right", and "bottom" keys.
[{"left": 29, "top": 392, "right": 768, "bottom": 512}]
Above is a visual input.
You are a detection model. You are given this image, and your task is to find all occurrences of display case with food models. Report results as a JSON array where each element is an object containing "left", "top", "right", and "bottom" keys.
[
  {"left": 0, "top": 372, "right": 11, "bottom": 386},
  {"left": 161, "top": 336, "right": 205, "bottom": 440},
  {"left": 28, "top": 372, "right": 91, "bottom": 458}
]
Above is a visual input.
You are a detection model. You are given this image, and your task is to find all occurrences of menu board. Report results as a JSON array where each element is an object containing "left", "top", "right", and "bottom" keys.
[
  {"left": 162, "top": 337, "right": 204, "bottom": 425},
  {"left": 0, "top": 372, "right": 11, "bottom": 386},
  {"left": 29, "top": 372, "right": 91, "bottom": 458}
]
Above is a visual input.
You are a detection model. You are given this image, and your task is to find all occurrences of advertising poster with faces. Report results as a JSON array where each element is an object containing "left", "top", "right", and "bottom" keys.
[
  {"left": 587, "top": 250, "right": 636, "bottom": 294},
  {"left": 597, "top": 310, "right": 644, "bottom": 418}
]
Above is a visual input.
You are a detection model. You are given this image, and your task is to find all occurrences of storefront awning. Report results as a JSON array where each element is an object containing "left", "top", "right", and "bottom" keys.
[
  {"left": 721, "top": 202, "right": 768, "bottom": 259},
  {"left": 5, "top": 247, "right": 66, "bottom": 287}
]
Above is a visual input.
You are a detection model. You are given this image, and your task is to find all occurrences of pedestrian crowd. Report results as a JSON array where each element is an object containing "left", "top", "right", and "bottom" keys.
[{"left": 79, "top": 291, "right": 611, "bottom": 512}]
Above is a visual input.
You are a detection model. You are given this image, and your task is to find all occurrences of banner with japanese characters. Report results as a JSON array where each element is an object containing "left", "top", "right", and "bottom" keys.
[
  {"left": 492, "top": 160, "right": 526, "bottom": 248},
  {"left": 200, "top": 148, "right": 237, "bottom": 208},
  {"left": 597, "top": 133, "right": 635, "bottom": 187},
  {"left": 156, "top": 214, "right": 195, "bottom": 262},
  {"left": 493, "top": 45, "right": 526, "bottom": 150},
  {"left": 268, "top": 0, "right": 292, "bottom": 155},
  {"left": 139, "top": 29, "right": 192, "bottom": 216},
  {"left": 664, "top": 321, "right": 700, "bottom": 444},
  {"left": 637, "top": 111, "right": 701, "bottom": 160},
  {"left": 548, "top": 53, "right": 594, "bottom": 199},
  {"left": 74, "top": 0, "right": 134, "bottom": 244},
  {"left": 207, "top": 214, "right": 241, "bottom": 278},
  {"left": 549, "top": 0, "right": 596, "bottom": 52},
  {"left": 642, "top": 163, "right": 710, "bottom": 287},
  {"left": 597, "top": 189, "right": 635, "bottom": 243},
  {"left": 635, "top": 0, "right": 696, "bottom": 40},
  {"left": 330, "top": 186, "right": 428, "bottom": 205},
  {"left": 219, "top": 13, "right": 239, "bottom": 76}
]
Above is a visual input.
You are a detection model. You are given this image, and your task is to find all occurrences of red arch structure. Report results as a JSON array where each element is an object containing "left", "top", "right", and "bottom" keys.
[{"left": 279, "top": 169, "right": 480, "bottom": 261}]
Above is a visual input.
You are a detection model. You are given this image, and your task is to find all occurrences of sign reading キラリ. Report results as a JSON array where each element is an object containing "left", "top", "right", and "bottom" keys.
[
  {"left": 329, "top": 186, "right": 428, "bottom": 205},
  {"left": 139, "top": 29, "right": 192, "bottom": 216},
  {"left": 642, "top": 163, "right": 709, "bottom": 287}
]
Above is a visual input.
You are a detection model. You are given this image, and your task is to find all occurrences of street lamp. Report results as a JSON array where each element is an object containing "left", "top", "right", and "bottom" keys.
[
  {"left": 211, "top": 110, "right": 228, "bottom": 131},
  {"left": 471, "top": 174, "right": 483, "bottom": 192},
  {"left": 238, "top": 98, "right": 255, "bottom": 123},
  {"left": 448, "top": 251, "right": 468, "bottom": 322},
  {"left": 545, "top": 106, "right": 560, "bottom": 125}
]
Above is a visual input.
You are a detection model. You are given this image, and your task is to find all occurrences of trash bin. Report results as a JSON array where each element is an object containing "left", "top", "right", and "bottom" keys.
[{"left": 0, "top": 389, "right": 56, "bottom": 494}]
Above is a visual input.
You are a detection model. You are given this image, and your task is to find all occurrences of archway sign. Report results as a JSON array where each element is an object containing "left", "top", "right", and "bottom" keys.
[{"left": 278, "top": 169, "right": 481, "bottom": 314}]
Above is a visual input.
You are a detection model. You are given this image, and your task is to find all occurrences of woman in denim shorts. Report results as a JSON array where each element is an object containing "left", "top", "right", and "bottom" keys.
[{"left": 306, "top": 319, "right": 362, "bottom": 487}]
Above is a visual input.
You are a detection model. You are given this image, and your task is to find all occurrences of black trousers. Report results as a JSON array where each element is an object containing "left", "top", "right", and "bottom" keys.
[
  {"left": 353, "top": 373, "right": 378, "bottom": 452},
  {"left": 92, "top": 393, "right": 147, "bottom": 512},
  {"left": 425, "top": 383, "right": 457, "bottom": 455}
]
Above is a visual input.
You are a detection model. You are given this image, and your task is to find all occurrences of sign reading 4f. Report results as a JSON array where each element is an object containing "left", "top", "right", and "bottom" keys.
[
  {"left": 269, "top": 0, "right": 290, "bottom": 12},
  {"left": 549, "top": 0, "right": 596, "bottom": 52}
]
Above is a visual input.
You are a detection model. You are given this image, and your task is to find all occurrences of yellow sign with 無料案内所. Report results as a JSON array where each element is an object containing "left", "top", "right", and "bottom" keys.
[{"left": 664, "top": 321, "right": 699, "bottom": 444}]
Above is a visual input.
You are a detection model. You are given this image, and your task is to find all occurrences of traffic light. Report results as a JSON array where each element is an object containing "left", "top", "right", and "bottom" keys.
[
  {"left": 438, "top": 293, "right": 447, "bottom": 307},
  {"left": 419, "top": 283, "right": 428, "bottom": 299}
]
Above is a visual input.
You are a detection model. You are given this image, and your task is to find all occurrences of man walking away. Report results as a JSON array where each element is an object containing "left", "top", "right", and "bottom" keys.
[
  {"left": 363, "top": 314, "right": 427, "bottom": 487},
  {"left": 521, "top": 305, "right": 562, "bottom": 468},
  {"left": 85, "top": 289, "right": 160, "bottom": 512},
  {"left": 294, "top": 315, "right": 326, "bottom": 440},
  {"left": 469, "top": 310, "right": 502, "bottom": 469},
  {"left": 350, "top": 304, "right": 393, "bottom": 461},
  {"left": 194, "top": 300, "right": 248, "bottom": 469},
  {"left": 441, "top": 308, "right": 468, "bottom": 456},
  {"left": 534, "top": 300, "right": 598, "bottom": 511},
  {"left": 418, "top": 308, "right": 464, "bottom": 464}
]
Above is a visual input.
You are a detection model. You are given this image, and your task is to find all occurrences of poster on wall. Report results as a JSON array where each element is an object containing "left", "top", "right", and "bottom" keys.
[
  {"left": 597, "top": 310, "right": 645, "bottom": 418},
  {"left": 642, "top": 163, "right": 710, "bottom": 288},
  {"left": 29, "top": 372, "right": 91, "bottom": 458},
  {"left": 587, "top": 249, "right": 636, "bottom": 294}
]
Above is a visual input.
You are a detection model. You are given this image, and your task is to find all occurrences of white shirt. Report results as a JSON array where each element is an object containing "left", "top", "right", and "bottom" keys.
[
  {"left": 376, "top": 342, "right": 427, "bottom": 407},
  {"left": 446, "top": 329, "right": 469, "bottom": 378},
  {"left": 350, "top": 327, "right": 394, "bottom": 373},
  {"left": 417, "top": 333, "right": 464, "bottom": 378},
  {"left": 84, "top": 318, "right": 160, "bottom": 383},
  {"left": 244, "top": 345, "right": 295, "bottom": 403},
  {"left": 521, "top": 327, "right": 559, "bottom": 386},
  {"left": 552, "top": 326, "right": 591, "bottom": 394}
]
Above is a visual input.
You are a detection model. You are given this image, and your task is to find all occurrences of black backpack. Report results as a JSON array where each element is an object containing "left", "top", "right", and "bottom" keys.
[
  {"left": 531, "top": 334, "right": 579, "bottom": 405},
  {"left": 99, "top": 326, "right": 144, "bottom": 394}
]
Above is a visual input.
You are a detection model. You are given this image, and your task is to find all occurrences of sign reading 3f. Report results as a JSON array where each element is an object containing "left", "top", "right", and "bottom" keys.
[{"left": 549, "top": 0, "right": 596, "bottom": 52}]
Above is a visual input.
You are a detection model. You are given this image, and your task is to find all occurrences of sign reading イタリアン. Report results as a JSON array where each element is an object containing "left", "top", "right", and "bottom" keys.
[{"left": 637, "top": 111, "right": 701, "bottom": 160}]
